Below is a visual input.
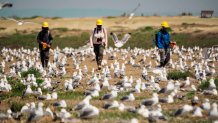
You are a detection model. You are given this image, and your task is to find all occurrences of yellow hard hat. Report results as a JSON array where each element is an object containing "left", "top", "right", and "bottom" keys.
[
  {"left": 161, "top": 21, "right": 169, "bottom": 28},
  {"left": 42, "top": 22, "right": 49, "bottom": 28},
  {"left": 96, "top": 19, "right": 103, "bottom": 25}
]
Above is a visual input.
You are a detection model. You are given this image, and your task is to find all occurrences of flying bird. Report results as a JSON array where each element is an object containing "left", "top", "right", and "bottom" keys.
[
  {"left": 110, "top": 32, "right": 131, "bottom": 48},
  {"left": 0, "top": 2, "right": 12, "bottom": 9},
  {"left": 128, "top": 0, "right": 141, "bottom": 19},
  {"left": 5, "top": 17, "right": 38, "bottom": 26}
]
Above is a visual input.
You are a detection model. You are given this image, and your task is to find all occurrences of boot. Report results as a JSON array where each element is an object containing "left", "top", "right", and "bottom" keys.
[{"left": 98, "top": 65, "right": 102, "bottom": 70}]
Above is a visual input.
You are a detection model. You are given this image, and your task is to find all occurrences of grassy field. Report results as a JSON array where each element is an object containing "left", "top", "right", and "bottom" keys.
[
  {"left": 0, "top": 26, "right": 218, "bottom": 49},
  {"left": 0, "top": 16, "right": 218, "bottom": 49}
]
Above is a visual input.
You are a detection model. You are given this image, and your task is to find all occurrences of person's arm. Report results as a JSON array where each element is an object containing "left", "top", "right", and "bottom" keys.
[
  {"left": 37, "top": 32, "right": 43, "bottom": 45},
  {"left": 90, "top": 29, "right": 94, "bottom": 48},
  {"left": 157, "top": 32, "right": 162, "bottom": 49},
  {"left": 103, "top": 28, "right": 108, "bottom": 48},
  {"left": 48, "top": 32, "right": 53, "bottom": 46}
]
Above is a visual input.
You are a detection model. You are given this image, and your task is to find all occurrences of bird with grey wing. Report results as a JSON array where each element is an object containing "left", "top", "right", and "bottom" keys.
[
  {"left": 110, "top": 32, "right": 131, "bottom": 48},
  {"left": 128, "top": 0, "right": 141, "bottom": 19},
  {"left": 4, "top": 17, "right": 39, "bottom": 26}
]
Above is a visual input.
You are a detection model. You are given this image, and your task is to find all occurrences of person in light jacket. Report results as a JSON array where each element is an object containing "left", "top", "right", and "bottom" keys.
[{"left": 90, "top": 19, "right": 108, "bottom": 70}]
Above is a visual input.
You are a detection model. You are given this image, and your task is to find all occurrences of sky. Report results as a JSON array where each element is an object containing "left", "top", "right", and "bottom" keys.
[{"left": 0, "top": 0, "right": 217, "bottom": 17}]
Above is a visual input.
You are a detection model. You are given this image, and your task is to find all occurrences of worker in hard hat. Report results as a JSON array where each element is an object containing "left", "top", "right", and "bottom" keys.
[
  {"left": 90, "top": 19, "right": 108, "bottom": 70},
  {"left": 156, "top": 21, "right": 171, "bottom": 67},
  {"left": 37, "top": 22, "right": 53, "bottom": 68}
]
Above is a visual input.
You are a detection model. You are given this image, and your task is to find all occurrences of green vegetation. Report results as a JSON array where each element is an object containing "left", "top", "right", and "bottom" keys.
[
  {"left": 186, "top": 91, "right": 195, "bottom": 99},
  {"left": 167, "top": 71, "right": 192, "bottom": 80},
  {"left": 36, "top": 78, "right": 44, "bottom": 85},
  {"left": 51, "top": 17, "right": 61, "bottom": 20},
  {"left": 10, "top": 101, "right": 25, "bottom": 112},
  {"left": 21, "top": 67, "right": 41, "bottom": 78},
  {"left": 0, "top": 77, "right": 25, "bottom": 100},
  {"left": 58, "top": 91, "right": 84, "bottom": 100},
  {"left": 54, "top": 27, "right": 69, "bottom": 32},
  {"left": 106, "top": 16, "right": 116, "bottom": 19},
  {"left": 0, "top": 26, "right": 217, "bottom": 49},
  {"left": 140, "top": 26, "right": 153, "bottom": 32},
  {"left": 99, "top": 111, "right": 141, "bottom": 120},
  {"left": 199, "top": 78, "right": 218, "bottom": 90},
  {"left": 7, "top": 77, "right": 25, "bottom": 97}
]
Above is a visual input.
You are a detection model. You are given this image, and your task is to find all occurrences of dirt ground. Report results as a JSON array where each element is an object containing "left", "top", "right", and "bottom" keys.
[
  {"left": 0, "top": 46, "right": 218, "bottom": 123},
  {"left": 1, "top": 16, "right": 218, "bottom": 36}
]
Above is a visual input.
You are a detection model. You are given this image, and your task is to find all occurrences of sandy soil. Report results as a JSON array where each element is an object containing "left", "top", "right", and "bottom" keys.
[{"left": 1, "top": 16, "right": 218, "bottom": 36}]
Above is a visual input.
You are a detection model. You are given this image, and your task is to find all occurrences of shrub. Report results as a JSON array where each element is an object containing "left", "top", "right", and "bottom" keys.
[
  {"left": 51, "top": 17, "right": 61, "bottom": 20},
  {"left": 106, "top": 16, "right": 116, "bottom": 19},
  {"left": 21, "top": 68, "right": 41, "bottom": 78},
  {"left": 141, "top": 26, "right": 153, "bottom": 32},
  {"left": 199, "top": 78, "right": 218, "bottom": 90},
  {"left": 53, "top": 27, "right": 69, "bottom": 32},
  {"left": 186, "top": 91, "right": 195, "bottom": 99},
  {"left": 167, "top": 71, "right": 192, "bottom": 80},
  {"left": 11, "top": 81, "right": 26, "bottom": 96},
  {"left": 58, "top": 91, "right": 84, "bottom": 100},
  {"left": 36, "top": 78, "right": 44, "bottom": 85},
  {"left": 10, "top": 101, "right": 24, "bottom": 112},
  {"left": 167, "top": 27, "right": 173, "bottom": 32}
]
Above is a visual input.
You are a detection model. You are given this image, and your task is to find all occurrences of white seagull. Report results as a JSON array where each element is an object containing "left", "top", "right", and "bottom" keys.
[
  {"left": 6, "top": 17, "right": 38, "bottom": 26},
  {"left": 78, "top": 105, "right": 99, "bottom": 119},
  {"left": 103, "top": 100, "right": 120, "bottom": 109},
  {"left": 141, "top": 93, "right": 159, "bottom": 106},
  {"left": 200, "top": 98, "right": 210, "bottom": 111},
  {"left": 110, "top": 32, "right": 131, "bottom": 48},
  {"left": 175, "top": 104, "right": 193, "bottom": 116},
  {"left": 121, "top": 93, "right": 135, "bottom": 101}
]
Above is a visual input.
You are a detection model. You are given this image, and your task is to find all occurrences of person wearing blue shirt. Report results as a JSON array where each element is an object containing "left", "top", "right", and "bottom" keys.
[{"left": 156, "top": 21, "right": 171, "bottom": 67}]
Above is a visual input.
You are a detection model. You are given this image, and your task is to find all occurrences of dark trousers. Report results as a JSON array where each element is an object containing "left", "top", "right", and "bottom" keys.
[
  {"left": 40, "top": 50, "right": 49, "bottom": 68},
  {"left": 93, "top": 44, "right": 104, "bottom": 66},
  {"left": 159, "top": 48, "right": 170, "bottom": 67}
]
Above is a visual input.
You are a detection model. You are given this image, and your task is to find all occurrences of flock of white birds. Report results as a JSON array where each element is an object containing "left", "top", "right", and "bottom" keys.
[{"left": 0, "top": 44, "right": 218, "bottom": 123}]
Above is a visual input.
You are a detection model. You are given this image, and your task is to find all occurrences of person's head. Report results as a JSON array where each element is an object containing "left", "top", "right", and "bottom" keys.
[
  {"left": 161, "top": 21, "right": 169, "bottom": 30},
  {"left": 42, "top": 22, "right": 49, "bottom": 31},
  {"left": 96, "top": 19, "right": 103, "bottom": 29}
]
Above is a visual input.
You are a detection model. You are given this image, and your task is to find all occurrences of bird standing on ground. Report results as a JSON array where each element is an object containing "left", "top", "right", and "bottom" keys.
[
  {"left": 78, "top": 104, "right": 99, "bottom": 119},
  {"left": 141, "top": 93, "right": 159, "bottom": 106}
]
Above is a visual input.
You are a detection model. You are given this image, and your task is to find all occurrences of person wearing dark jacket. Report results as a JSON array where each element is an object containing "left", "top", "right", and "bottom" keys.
[
  {"left": 37, "top": 22, "right": 53, "bottom": 68},
  {"left": 156, "top": 21, "right": 171, "bottom": 67}
]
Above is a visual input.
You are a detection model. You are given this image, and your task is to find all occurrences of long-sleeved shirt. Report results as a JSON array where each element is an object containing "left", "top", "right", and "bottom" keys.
[
  {"left": 90, "top": 27, "right": 108, "bottom": 48},
  {"left": 37, "top": 30, "right": 53, "bottom": 51},
  {"left": 157, "top": 30, "right": 170, "bottom": 49}
]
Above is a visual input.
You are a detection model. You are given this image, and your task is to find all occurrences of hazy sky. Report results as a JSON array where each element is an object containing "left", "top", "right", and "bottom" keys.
[{"left": 1, "top": 0, "right": 217, "bottom": 17}]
